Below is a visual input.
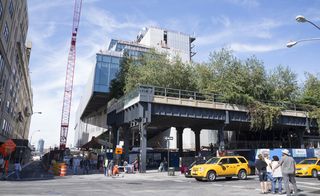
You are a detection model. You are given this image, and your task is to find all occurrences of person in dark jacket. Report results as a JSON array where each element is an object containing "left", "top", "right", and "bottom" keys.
[{"left": 255, "top": 154, "right": 268, "bottom": 194}]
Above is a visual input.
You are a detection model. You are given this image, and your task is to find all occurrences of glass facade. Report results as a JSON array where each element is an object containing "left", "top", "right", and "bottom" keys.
[
  {"left": 74, "top": 39, "right": 149, "bottom": 147},
  {"left": 94, "top": 54, "right": 120, "bottom": 93},
  {"left": 93, "top": 40, "right": 148, "bottom": 94}
]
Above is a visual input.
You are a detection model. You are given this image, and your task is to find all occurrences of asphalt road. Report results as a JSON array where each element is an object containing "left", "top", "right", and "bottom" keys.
[{"left": 0, "top": 172, "right": 319, "bottom": 196}]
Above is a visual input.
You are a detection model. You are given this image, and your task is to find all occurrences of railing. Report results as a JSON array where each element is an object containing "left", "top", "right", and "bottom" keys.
[{"left": 108, "top": 84, "right": 311, "bottom": 113}]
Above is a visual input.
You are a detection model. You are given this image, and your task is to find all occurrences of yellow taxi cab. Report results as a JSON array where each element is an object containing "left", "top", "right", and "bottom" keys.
[
  {"left": 295, "top": 158, "right": 320, "bottom": 177},
  {"left": 191, "top": 156, "right": 251, "bottom": 181}
]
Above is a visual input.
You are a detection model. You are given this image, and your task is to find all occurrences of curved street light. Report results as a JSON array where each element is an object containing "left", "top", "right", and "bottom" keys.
[
  {"left": 29, "top": 129, "right": 41, "bottom": 146},
  {"left": 287, "top": 38, "right": 320, "bottom": 48},
  {"left": 296, "top": 15, "right": 320, "bottom": 30},
  {"left": 22, "top": 111, "right": 42, "bottom": 139},
  {"left": 287, "top": 15, "right": 320, "bottom": 48}
]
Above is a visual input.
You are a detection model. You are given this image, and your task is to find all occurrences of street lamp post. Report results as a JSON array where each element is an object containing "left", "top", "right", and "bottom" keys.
[
  {"left": 29, "top": 129, "right": 40, "bottom": 148},
  {"left": 287, "top": 15, "right": 320, "bottom": 48},
  {"left": 164, "top": 136, "right": 173, "bottom": 174},
  {"left": 22, "top": 111, "right": 42, "bottom": 139}
]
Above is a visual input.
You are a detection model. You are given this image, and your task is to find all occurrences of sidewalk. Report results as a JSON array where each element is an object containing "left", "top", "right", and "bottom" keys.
[{"left": 4, "top": 160, "right": 54, "bottom": 181}]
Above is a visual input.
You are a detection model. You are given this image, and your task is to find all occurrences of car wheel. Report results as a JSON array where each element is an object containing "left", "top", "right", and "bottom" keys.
[
  {"left": 312, "top": 169, "right": 317, "bottom": 178},
  {"left": 238, "top": 169, "right": 247, "bottom": 180},
  {"left": 207, "top": 171, "right": 216, "bottom": 182}
]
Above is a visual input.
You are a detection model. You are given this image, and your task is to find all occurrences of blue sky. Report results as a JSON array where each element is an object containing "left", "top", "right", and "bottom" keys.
[{"left": 27, "top": 0, "right": 320, "bottom": 148}]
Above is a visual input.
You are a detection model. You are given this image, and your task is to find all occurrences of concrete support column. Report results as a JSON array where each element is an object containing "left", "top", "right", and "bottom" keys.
[
  {"left": 218, "top": 125, "right": 225, "bottom": 151},
  {"left": 192, "top": 128, "right": 201, "bottom": 155},
  {"left": 298, "top": 130, "right": 305, "bottom": 149},
  {"left": 112, "top": 126, "right": 119, "bottom": 151},
  {"left": 139, "top": 121, "right": 147, "bottom": 173},
  {"left": 176, "top": 127, "right": 184, "bottom": 158},
  {"left": 122, "top": 124, "right": 130, "bottom": 162}
]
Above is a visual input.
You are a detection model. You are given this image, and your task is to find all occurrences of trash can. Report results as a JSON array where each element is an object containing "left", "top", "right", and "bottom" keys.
[{"left": 168, "top": 167, "right": 175, "bottom": 176}]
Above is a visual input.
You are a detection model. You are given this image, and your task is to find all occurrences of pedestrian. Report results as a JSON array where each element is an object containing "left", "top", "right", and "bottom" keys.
[
  {"left": 83, "top": 158, "right": 90, "bottom": 175},
  {"left": 0, "top": 155, "right": 4, "bottom": 178},
  {"left": 263, "top": 153, "right": 273, "bottom": 192},
  {"left": 132, "top": 158, "right": 139, "bottom": 172},
  {"left": 69, "top": 157, "right": 73, "bottom": 169},
  {"left": 158, "top": 161, "right": 164, "bottom": 172},
  {"left": 255, "top": 154, "right": 268, "bottom": 194},
  {"left": 14, "top": 160, "right": 22, "bottom": 180},
  {"left": 73, "top": 157, "right": 80, "bottom": 175},
  {"left": 273, "top": 149, "right": 298, "bottom": 196},
  {"left": 104, "top": 158, "right": 109, "bottom": 176},
  {"left": 163, "top": 158, "right": 168, "bottom": 172},
  {"left": 271, "top": 155, "right": 283, "bottom": 194},
  {"left": 107, "top": 160, "right": 114, "bottom": 176}
]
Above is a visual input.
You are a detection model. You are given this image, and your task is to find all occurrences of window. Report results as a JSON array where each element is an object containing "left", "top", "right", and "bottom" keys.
[
  {"left": 219, "top": 158, "right": 228, "bottom": 164},
  {"left": 228, "top": 158, "right": 239, "bottom": 164},
  {"left": 9, "top": 84, "right": 13, "bottom": 96},
  {"left": 3, "top": 22, "right": 9, "bottom": 42},
  {"left": 8, "top": 0, "right": 13, "bottom": 18},
  {"left": 0, "top": 52, "right": 4, "bottom": 71},
  {"left": 0, "top": 0, "right": 3, "bottom": 19},
  {"left": 1, "top": 119, "right": 6, "bottom": 132},
  {"left": 164, "top": 31, "right": 168, "bottom": 45},
  {"left": 238, "top": 157, "right": 247, "bottom": 163},
  {"left": 6, "top": 101, "right": 10, "bottom": 113}
]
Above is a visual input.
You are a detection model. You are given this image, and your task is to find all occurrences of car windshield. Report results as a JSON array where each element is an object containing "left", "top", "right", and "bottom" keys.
[
  {"left": 299, "top": 159, "right": 317, "bottom": 164},
  {"left": 205, "top": 157, "right": 220, "bottom": 164}
]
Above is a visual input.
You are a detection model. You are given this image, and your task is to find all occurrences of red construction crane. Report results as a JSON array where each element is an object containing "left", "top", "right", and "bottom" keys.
[{"left": 60, "top": 0, "right": 82, "bottom": 150}]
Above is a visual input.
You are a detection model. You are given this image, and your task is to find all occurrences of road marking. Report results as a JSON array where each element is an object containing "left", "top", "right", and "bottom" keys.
[
  {"left": 232, "top": 185, "right": 245, "bottom": 188},
  {"left": 297, "top": 184, "right": 320, "bottom": 190},
  {"left": 297, "top": 181, "right": 319, "bottom": 186}
]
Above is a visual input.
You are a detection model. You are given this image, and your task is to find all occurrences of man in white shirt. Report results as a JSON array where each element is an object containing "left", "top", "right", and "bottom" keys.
[{"left": 264, "top": 153, "right": 273, "bottom": 192}]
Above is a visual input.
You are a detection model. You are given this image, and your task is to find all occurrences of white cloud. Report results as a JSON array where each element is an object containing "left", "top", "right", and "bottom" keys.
[
  {"left": 226, "top": 0, "right": 260, "bottom": 8},
  {"left": 211, "top": 15, "right": 231, "bottom": 28},
  {"left": 28, "top": 1, "right": 159, "bottom": 148},
  {"left": 197, "top": 18, "right": 283, "bottom": 48},
  {"left": 228, "top": 42, "right": 284, "bottom": 53}
]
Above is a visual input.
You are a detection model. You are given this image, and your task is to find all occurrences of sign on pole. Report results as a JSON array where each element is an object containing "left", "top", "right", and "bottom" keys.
[{"left": 115, "top": 148, "right": 123, "bottom": 155}]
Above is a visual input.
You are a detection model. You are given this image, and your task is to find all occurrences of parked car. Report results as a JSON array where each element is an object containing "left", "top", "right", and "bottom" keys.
[
  {"left": 295, "top": 158, "right": 320, "bottom": 177},
  {"left": 184, "top": 159, "right": 207, "bottom": 178},
  {"left": 318, "top": 170, "right": 320, "bottom": 180},
  {"left": 191, "top": 156, "right": 250, "bottom": 181}
]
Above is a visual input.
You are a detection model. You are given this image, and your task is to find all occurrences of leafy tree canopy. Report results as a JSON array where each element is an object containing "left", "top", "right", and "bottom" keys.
[{"left": 109, "top": 48, "right": 320, "bottom": 130}]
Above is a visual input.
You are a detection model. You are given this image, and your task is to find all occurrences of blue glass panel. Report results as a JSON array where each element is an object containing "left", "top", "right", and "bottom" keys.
[
  {"left": 94, "top": 62, "right": 100, "bottom": 83},
  {"left": 97, "top": 54, "right": 103, "bottom": 61},
  {"left": 111, "top": 57, "right": 120, "bottom": 64},
  {"left": 100, "top": 66, "right": 108, "bottom": 84},
  {"left": 103, "top": 56, "right": 111, "bottom": 62}
]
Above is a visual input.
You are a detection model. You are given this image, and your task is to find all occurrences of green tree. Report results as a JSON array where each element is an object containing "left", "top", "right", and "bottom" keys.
[
  {"left": 300, "top": 73, "right": 320, "bottom": 106},
  {"left": 109, "top": 52, "right": 133, "bottom": 99},
  {"left": 268, "top": 65, "right": 298, "bottom": 102},
  {"left": 125, "top": 49, "right": 196, "bottom": 93}
]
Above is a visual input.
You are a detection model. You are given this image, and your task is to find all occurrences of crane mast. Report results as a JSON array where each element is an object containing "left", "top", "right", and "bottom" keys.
[{"left": 60, "top": 0, "right": 82, "bottom": 150}]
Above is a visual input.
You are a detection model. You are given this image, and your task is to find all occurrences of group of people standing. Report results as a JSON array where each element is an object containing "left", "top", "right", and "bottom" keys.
[
  {"left": 69, "top": 157, "right": 91, "bottom": 175},
  {"left": 0, "top": 155, "right": 21, "bottom": 180},
  {"left": 103, "top": 158, "right": 139, "bottom": 177},
  {"left": 255, "top": 149, "right": 298, "bottom": 196}
]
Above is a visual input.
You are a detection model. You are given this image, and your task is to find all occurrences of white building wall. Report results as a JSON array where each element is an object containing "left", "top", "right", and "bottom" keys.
[{"left": 138, "top": 27, "right": 192, "bottom": 63}]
